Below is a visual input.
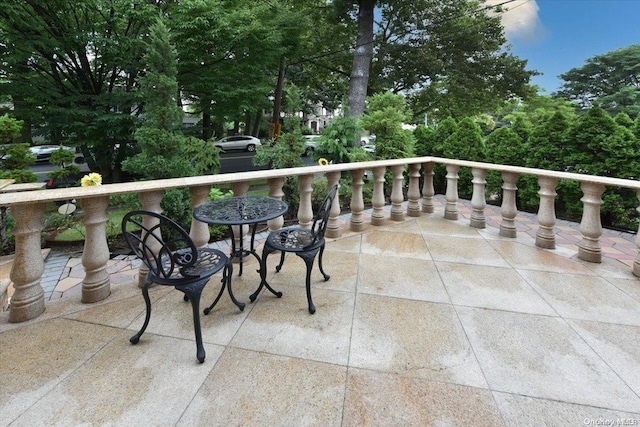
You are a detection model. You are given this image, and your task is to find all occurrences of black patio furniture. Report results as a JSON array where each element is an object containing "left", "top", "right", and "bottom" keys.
[
  {"left": 252, "top": 184, "right": 339, "bottom": 314},
  {"left": 192, "top": 195, "right": 288, "bottom": 313},
  {"left": 121, "top": 210, "right": 233, "bottom": 363}
]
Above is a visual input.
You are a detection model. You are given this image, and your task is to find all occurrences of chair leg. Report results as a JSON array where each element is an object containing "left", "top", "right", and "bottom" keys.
[
  {"left": 251, "top": 244, "right": 282, "bottom": 302},
  {"left": 203, "top": 275, "right": 226, "bottom": 315},
  {"left": 223, "top": 262, "right": 244, "bottom": 311},
  {"left": 275, "top": 250, "right": 286, "bottom": 272},
  {"left": 317, "top": 243, "right": 330, "bottom": 281},
  {"left": 298, "top": 252, "right": 317, "bottom": 314},
  {"left": 130, "top": 284, "right": 152, "bottom": 345},
  {"left": 184, "top": 289, "right": 206, "bottom": 363}
]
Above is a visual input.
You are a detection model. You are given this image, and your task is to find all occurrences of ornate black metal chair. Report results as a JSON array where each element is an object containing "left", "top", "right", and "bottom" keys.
[
  {"left": 122, "top": 210, "right": 232, "bottom": 363},
  {"left": 252, "top": 184, "right": 339, "bottom": 314}
]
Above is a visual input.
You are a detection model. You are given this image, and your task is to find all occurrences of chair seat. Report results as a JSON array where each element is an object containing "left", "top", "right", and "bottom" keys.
[
  {"left": 152, "top": 248, "right": 227, "bottom": 286},
  {"left": 266, "top": 227, "right": 322, "bottom": 252}
]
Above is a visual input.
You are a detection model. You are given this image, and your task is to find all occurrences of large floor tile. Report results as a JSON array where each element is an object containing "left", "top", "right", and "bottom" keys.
[
  {"left": 425, "top": 235, "right": 511, "bottom": 267},
  {"left": 488, "top": 240, "right": 596, "bottom": 275},
  {"left": 374, "top": 219, "right": 424, "bottom": 235},
  {"left": 10, "top": 330, "right": 222, "bottom": 427},
  {"left": 63, "top": 289, "right": 165, "bottom": 329},
  {"left": 358, "top": 253, "right": 449, "bottom": 303},
  {"left": 0, "top": 318, "right": 121, "bottom": 426},
  {"left": 417, "top": 215, "right": 485, "bottom": 238},
  {"left": 605, "top": 276, "right": 640, "bottom": 302},
  {"left": 231, "top": 285, "right": 354, "bottom": 365},
  {"left": 350, "top": 294, "right": 487, "bottom": 388},
  {"left": 327, "top": 233, "right": 362, "bottom": 253},
  {"left": 493, "top": 392, "right": 640, "bottom": 427},
  {"left": 343, "top": 368, "right": 504, "bottom": 427},
  {"left": 457, "top": 307, "right": 640, "bottom": 412},
  {"left": 127, "top": 278, "right": 252, "bottom": 347},
  {"left": 436, "top": 262, "right": 556, "bottom": 315},
  {"left": 518, "top": 270, "right": 640, "bottom": 325},
  {"left": 568, "top": 319, "right": 640, "bottom": 396},
  {"left": 177, "top": 347, "right": 347, "bottom": 426},
  {"left": 266, "top": 251, "right": 359, "bottom": 294},
  {"left": 360, "top": 230, "right": 431, "bottom": 259}
]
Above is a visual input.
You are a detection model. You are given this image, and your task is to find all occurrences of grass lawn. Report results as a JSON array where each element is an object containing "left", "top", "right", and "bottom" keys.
[{"left": 49, "top": 207, "right": 129, "bottom": 242}]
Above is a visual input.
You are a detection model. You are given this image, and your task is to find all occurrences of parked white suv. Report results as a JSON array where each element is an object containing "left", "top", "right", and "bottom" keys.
[{"left": 302, "top": 135, "right": 321, "bottom": 156}]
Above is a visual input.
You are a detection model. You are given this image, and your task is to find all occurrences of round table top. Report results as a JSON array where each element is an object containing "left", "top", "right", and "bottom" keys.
[{"left": 193, "top": 196, "right": 288, "bottom": 225}]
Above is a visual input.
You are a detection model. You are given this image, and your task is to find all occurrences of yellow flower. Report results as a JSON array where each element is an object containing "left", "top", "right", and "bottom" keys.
[
  {"left": 81, "top": 172, "right": 102, "bottom": 187},
  {"left": 318, "top": 158, "right": 329, "bottom": 166}
]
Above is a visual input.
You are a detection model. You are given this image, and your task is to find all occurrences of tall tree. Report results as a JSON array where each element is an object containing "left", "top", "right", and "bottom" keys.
[
  {"left": 333, "top": 0, "right": 536, "bottom": 125},
  {"left": 557, "top": 45, "right": 640, "bottom": 118},
  {"left": 122, "top": 19, "right": 220, "bottom": 226},
  {"left": 170, "top": 0, "right": 308, "bottom": 140},
  {"left": 0, "top": 0, "right": 163, "bottom": 182}
]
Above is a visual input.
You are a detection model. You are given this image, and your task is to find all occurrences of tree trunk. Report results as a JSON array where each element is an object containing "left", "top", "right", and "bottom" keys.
[
  {"left": 347, "top": 0, "right": 375, "bottom": 122},
  {"left": 202, "top": 98, "right": 213, "bottom": 141},
  {"left": 271, "top": 57, "right": 287, "bottom": 140}
]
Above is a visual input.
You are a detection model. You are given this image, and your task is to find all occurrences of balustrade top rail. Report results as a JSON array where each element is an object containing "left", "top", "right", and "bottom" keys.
[{"left": 1, "top": 156, "right": 639, "bottom": 208}]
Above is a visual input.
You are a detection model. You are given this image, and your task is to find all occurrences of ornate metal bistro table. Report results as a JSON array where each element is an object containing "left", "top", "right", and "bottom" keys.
[{"left": 193, "top": 196, "right": 288, "bottom": 310}]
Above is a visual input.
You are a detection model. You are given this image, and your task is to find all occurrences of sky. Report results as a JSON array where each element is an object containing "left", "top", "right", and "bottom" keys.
[{"left": 490, "top": 0, "right": 640, "bottom": 94}]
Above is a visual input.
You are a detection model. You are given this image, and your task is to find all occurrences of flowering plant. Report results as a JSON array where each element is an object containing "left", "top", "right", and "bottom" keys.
[
  {"left": 81, "top": 172, "right": 102, "bottom": 187},
  {"left": 318, "top": 158, "right": 329, "bottom": 166}
]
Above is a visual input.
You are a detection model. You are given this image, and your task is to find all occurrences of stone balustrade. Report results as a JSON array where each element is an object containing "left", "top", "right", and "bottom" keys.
[{"left": 2, "top": 156, "right": 639, "bottom": 323}]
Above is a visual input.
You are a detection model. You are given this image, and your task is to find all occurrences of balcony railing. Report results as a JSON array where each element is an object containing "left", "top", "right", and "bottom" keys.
[{"left": 1, "top": 156, "right": 639, "bottom": 323}]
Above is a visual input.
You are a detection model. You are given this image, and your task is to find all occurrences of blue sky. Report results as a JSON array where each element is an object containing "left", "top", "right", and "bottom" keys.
[{"left": 496, "top": 0, "right": 640, "bottom": 94}]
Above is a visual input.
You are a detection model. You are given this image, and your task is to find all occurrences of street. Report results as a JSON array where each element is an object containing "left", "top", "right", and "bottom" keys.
[{"left": 30, "top": 151, "right": 315, "bottom": 182}]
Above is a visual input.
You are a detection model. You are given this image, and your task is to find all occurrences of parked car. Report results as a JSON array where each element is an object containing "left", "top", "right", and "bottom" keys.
[
  {"left": 213, "top": 135, "right": 261, "bottom": 152},
  {"left": 30, "top": 145, "right": 76, "bottom": 163},
  {"left": 302, "top": 135, "right": 321, "bottom": 156}
]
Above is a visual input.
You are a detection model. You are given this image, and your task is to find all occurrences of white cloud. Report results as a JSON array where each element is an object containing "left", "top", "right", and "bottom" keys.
[{"left": 487, "top": 0, "right": 545, "bottom": 43}]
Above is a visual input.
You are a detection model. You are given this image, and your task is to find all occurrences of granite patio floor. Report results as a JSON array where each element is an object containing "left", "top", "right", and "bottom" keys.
[{"left": 1, "top": 198, "right": 639, "bottom": 426}]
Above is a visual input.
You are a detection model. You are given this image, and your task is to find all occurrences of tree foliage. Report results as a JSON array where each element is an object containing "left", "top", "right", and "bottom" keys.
[
  {"left": 120, "top": 18, "right": 220, "bottom": 226},
  {"left": 557, "top": 45, "right": 640, "bottom": 118},
  {"left": 359, "top": 92, "right": 415, "bottom": 159},
  {"left": 0, "top": 0, "right": 163, "bottom": 182},
  {"left": 0, "top": 115, "right": 37, "bottom": 183},
  {"left": 328, "top": 0, "right": 538, "bottom": 125}
]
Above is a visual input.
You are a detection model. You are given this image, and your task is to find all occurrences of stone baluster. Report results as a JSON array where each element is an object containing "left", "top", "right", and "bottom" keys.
[
  {"left": 137, "top": 190, "right": 164, "bottom": 287},
  {"left": 577, "top": 181, "right": 605, "bottom": 263},
  {"left": 421, "top": 162, "right": 435, "bottom": 214},
  {"left": 189, "top": 185, "right": 211, "bottom": 248},
  {"left": 499, "top": 172, "right": 519, "bottom": 238},
  {"left": 407, "top": 163, "right": 421, "bottom": 217},
  {"left": 371, "top": 166, "right": 386, "bottom": 226},
  {"left": 390, "top": 165, "right": 405, "bottom": 221},
  {"left": 444, "top": 164, "right": 460, "bottom": 220},
  {"left": 350, "top": 169, "right": 366, "bottom": 232},
  {"left": 80, "top": 196, "right": 111, "bottom": 303},
  {"left": 634, "top": 189, "right": 640, "bottom": 277},
  {"left": 535, "top": 176, "right": 557, "bottom": 249},
  {"left": 470, "top": 167, "right": 487, "bottom": 228},
  {"left": 325, "top": 171, "right": 342, "bottom": 238},
  {"left": 267, "top": 177, "right": 285, "bottom": 232},
  {"left": 298, "top": 174, "right": 314, "bottom": 229},
  {"left": 8, "top": 203, "right": 46, "bottom": 322}
]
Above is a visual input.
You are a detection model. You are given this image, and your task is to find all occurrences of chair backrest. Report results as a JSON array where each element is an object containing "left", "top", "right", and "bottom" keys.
[
  {"left": 308, "top": 184, "right": 339, "bottom": 247},
  {"left": 122, "top": 210, "right": 199, "bottom": 280}
]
